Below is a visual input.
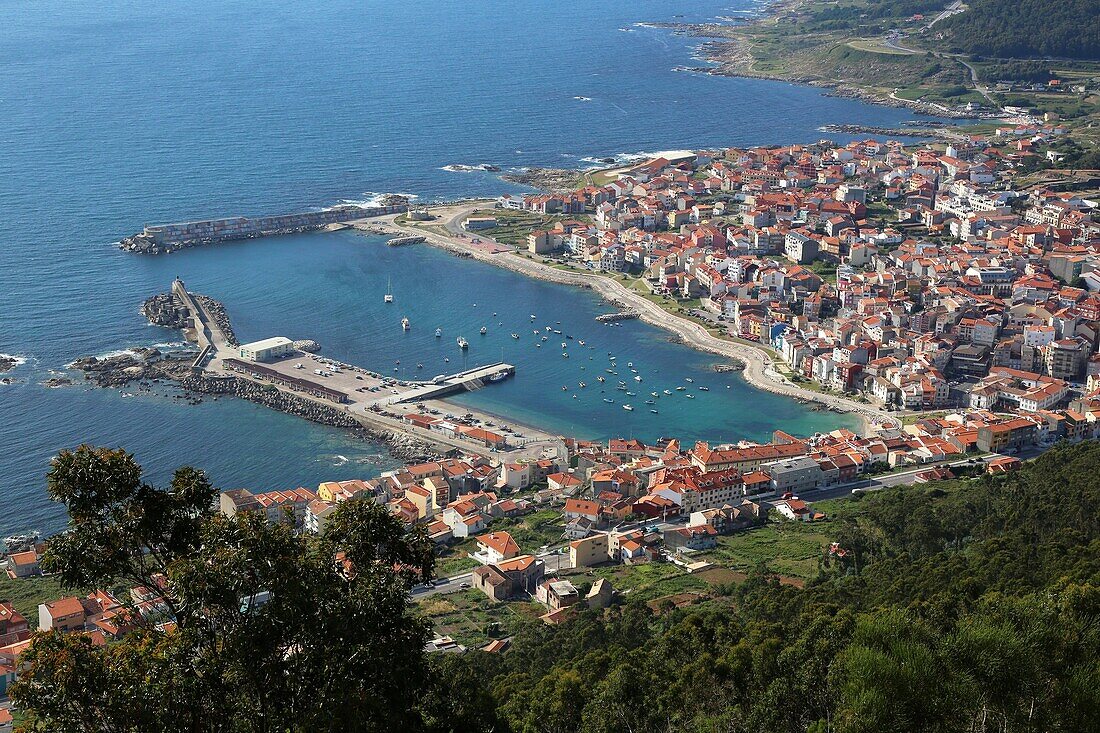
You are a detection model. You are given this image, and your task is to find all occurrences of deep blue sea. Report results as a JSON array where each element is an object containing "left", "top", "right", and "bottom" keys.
[{"left": 0, "top": 0, "right": 948, "bottom": 536}]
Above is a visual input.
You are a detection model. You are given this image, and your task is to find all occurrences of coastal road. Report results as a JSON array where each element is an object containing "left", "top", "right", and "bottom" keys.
[{"left": 387, "top": 206, "right": 899, "bottom": 435}]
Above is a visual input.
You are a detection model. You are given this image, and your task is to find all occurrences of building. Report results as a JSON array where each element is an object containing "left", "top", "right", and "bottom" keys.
[
  {"left": 535, "top": 579, "right": 580, "bottom": 612},
  {"left": 38, "top": 596, "right": 87, "bottom": 632},
  {"left": 5, "top": 550, "right": 40, "bottom": 579},
  {"left": 569, "top": 533, "right": 610, "bottom": 568},
  {"left": 462, "top": 216, "right": 497, "bottom": 231},
  {"left": 237, "top": 336, "right": 294, "bottom": 363},
  {"left": 765, "top": 456, "right": 825, "bottom": 493},
  {"left": 474, "top": 531, "right": 521, "bottom": 564},
  {"left": 472, "top": 555, "right": 545, "bottom": 602}
]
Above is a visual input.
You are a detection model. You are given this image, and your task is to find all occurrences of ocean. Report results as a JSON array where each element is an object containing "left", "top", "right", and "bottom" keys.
[{"left": 0, "top": 0, "right": 947, "bottom": 536}]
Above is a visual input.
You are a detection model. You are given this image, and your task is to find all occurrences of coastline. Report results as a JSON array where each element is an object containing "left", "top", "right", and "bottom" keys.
[{"left": 381, "top": 204, "right": 895, "bottom": 436}]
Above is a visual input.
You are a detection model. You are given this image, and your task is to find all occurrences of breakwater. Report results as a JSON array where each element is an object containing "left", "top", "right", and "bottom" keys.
[{"left": 119, "top": 204, "right": 407, "bottom": 254}]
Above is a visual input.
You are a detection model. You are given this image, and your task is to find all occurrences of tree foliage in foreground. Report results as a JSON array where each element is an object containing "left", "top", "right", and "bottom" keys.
[
  {"left": 12, "top": 446, "right": 437, "bottom": 733},
  {"left": 12, "top": 441, "right": 1100, "bottom": 732}
]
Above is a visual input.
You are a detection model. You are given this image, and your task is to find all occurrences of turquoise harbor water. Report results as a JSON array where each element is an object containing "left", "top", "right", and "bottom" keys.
[{"left": 0, "top": 0, "right": 944, "bottom": 535}]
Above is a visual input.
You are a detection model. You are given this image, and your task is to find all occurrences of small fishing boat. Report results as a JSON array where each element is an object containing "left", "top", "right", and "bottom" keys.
[
  {"left": 435, "top": 327, "right": 442, "bottom": 338},
  {"left": 416, "top": 363, "right": 423, "bottom": 369},
  {"left": 651, "top": 392, "right": 659, "bottom": 397},
  {"left": 578, "top": 340, "right": 585, "bottom": 346},
  {"left": 645, "top": 399, "right": 655, "bottom": 405},
  {"left": 663, "top": 389, "right": 673, "bottom": 395},
  {"left": 597, "top": 376, "right": 606, "bottom": 382},
  {"left": 542, "top": 336, "right": 548, "bottom": 342},
  {"left": 603, "top": 398, "right": 614, "bottom": 403},
  {"left": 511, "top": 333, "right": 520, "bottom": 339},
  {"left": 384, "top": 277, "right": 394, "bottom": 303},
  {"left": 579, "top": 382, "right": 586, "bottom": 388},
  {"left": 627, "top": 362, "right": 633, "bottom": 367},
  {"left": 562, "top": 386, "right": 568, "bottom": 391},
  {"left": 625, "top": 391, "right": 636, "bottom": 396},
  {"left": 457, "top": 337, "right": 469, "bottom": 349},
  {"left": 562, "top": 352, "right": 569, "bottom": 358},
  {"left": 699, "top": 386, "right": 709, "bottom": 391},
  {"left": 401, "top": 317, "right": 410, "bottom": 331},
  {"left": 676, "top": 386, "right": 686, "bottom": 391},
  {"left": 444, "top": 357, "right": 450, "bottom": 363},
  {"left": 561, "top": 342, "right": 567, "bottom": 349},
  {"left": 650, "top": 409, "right": 658, "bottom": 414},
  {"left": 685, "top": 393, "right": 695, "bottom": 399},
  {"left": 685, "top": 377, "right": 694, "bottom": 383},
  {"left": 634, "top": 375, "right": 642, "bottom": 382},
  {"left": 480, "top": 326, "right": 487, "bottom": 335},
  {"left": 530, "top": 314, "right": 536, "bottom": 320},
  {"left": 623, "top": 404, "right": 633, "bottom": 411}
]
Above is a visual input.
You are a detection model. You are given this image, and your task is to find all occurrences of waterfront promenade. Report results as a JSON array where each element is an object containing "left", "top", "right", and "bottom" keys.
[{"left": 378, "top": 205, "right": 899, "bottom": 434}]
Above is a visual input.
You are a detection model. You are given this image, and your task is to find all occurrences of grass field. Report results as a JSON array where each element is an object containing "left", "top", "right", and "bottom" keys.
[
  {"left": 0, "top": 573, "right": 67, "bottom": 628},
  {"left": 846, "top": 38, "right": 916, "bottom": 55},
  {"left": 467, "top": 209, "right": 586, "bottom": 248}
]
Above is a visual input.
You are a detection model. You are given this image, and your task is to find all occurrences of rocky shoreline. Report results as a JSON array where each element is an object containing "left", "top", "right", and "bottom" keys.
[
  {"left": 68, "top": 351, "right": 440, "bottom": 463},
  {"left": 500, "top": 168, "right": 586, "bottom": 193}
]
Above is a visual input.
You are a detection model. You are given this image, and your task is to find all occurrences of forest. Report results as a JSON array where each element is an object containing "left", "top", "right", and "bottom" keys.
[{"left": 938, "top": 0, "right": 1100, "bottom": 61}]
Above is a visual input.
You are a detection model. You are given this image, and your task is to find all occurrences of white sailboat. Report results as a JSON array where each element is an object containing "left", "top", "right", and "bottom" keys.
[{"left": 384, "top": 277, "right": 394, "bottom": 303}]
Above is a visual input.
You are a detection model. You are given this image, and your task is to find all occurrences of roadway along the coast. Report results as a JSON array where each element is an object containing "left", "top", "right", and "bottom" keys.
[{"left": 383, "top": 205, "right": 899, "bottom": 434}]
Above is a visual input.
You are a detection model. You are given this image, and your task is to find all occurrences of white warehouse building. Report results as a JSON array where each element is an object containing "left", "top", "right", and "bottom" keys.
[{"left": 238, "top": 337, "right": 294, "bottom": 363}]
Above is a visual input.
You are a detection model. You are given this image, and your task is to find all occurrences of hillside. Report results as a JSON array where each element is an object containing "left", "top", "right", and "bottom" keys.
[
  {"left": 440, "top": 442, "right": 1100, "bottom": 733},
  {"left": 938, "top": 0, "right": 1100, "bottom": 61}
]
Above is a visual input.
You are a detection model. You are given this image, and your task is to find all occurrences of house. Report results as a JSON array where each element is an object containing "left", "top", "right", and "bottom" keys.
[
  {"left": 38, "top": 596, "right": 87, "bottom": 632},
  {"left": 471, "top": 555, "right": 545, "bottom": 602},
  {"left": 585, "top": 578, "right": 615, "bottom": 610},
  {"left": 5, "top": 549, "right": 40, "bottom": 579},
  {"left": 563, "top": 498, "right": 603, "bottom": 525},
  {"left": 774, "top": 498, "right": 826, "bottom": 522},
  {"left": 535, "top": 579, "right": 580, "bottom": 612},
  {"left": 663, "top": 524, "right": 719, "bottom": 552},
  {"left": 569, "top": 533, "right": 610, "bottom": 568},
  {"left": 474, "top": 531, "right": 521, "bottom": 564}
]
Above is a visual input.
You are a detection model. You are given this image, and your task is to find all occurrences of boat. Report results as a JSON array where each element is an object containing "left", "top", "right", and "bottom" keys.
[
  {"left": 645, "top": 399, "right": 655, "bottom": 405},
  {"left": 435, "top": 327, "right": 442, "bottom": 338},
  {"left": 579, "top": 382, "right": 586, "bottom": 388},
  {"left": 492, "top": 312, "right": 497, "bottom": 317},
  {"left": 561, "top": 342, "right": 567, "bottom": 349},
  {"left": 623, "top": 404, "right": 633, "bottom": 411},
  {"left": 542, "top": 336, "right": 548, "bottom": 342},
  {"left": 531, "top": 314, "right": 537, "bottom": 320},
  {"left": 536, "top": 343, "right": 541, "bottom": 348},
  {"left": 401, "top": 317, "right": 410, "bottom": 331},
  {"left": 625, "top": 391, "right": 636, "bottom": 396},
  {"left": 634, "top": 375, "right": 642, "bottom": 382},
  {"left": 597, "top": 376, "right": 606, "bottom": 382},
  {"left": 699, "top": 386, "right": 709, "bottom": 391},
  {"left": 562, "top": 352, "right": 569, "bottom": 358},
  {"left": 603, "top": 398, "right": 614, "bottom": 403},
  {"left": 650, "top": 409, "right": 658, "bottom": 414},
  {"left": 578, "top": 340, "right": 585, "bottom": 346},
  {"left": 627, "top": 362, "right": 633, "bottom": 367},
  {"left": 511, "top": 333, "right": 520, "bottom": 339},
  {"left": 676, "top": 386, "right": 685, "bottom": 391},
  {"left": 685, "top": 393, "right": 695, "bottom": 399},
  {"left": 663, "top": 389, "right": 672, "bottom": 395},
  {"left": 416, "top": 363, "right": 423, "bottom": 369},
  {"left": 444, "top": 357, "right": 450, "bottom": 363},
  {"left": 605, "top": 369, "right": 615, "bottom": 374},
  {"left": 685, "top": 377, "right": 694, "bottom": 383},
  {"left": 457, "top": 337, "right": 469, "bottom": 349},
  {"left": 384, "top": 277, "right": 394, "bottom": 303},
  {"left": 553, "top": 329, "right": 561, "bottom": 335},
  {"left": 651, "top": 392, "right": 659, "bottom": 397},
  {"left": 562, "top": 386, "right": 568, "bottom": 391},
  {"left": 480, "top": 326, "right": 487, "bottom": 335},
  {"left": 545, "top": 326, "right": 552, "bottom": 332},
  {"left": 487, "top": 371, "right": 508, "bottom": 383},
  {"left": 533, "top": 330, "right": 539, "bottom": 335},
  {"left": 3, "top": 531, "right": 39, "bottom": 553}
]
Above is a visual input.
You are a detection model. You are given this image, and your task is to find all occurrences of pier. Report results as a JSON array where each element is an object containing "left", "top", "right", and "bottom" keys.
[
  {"left": 383, "top": 363, "right": 515, "bottom": 404},
  {"left": 120, "top": 203, "right": 408, "bottom": 254},
  {"left": 595, "top": 311, "right": 639, "bottom": 323}
]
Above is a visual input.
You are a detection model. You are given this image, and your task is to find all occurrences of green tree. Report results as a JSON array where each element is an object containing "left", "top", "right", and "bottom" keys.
[{"left": 13, "top": 446, "right": 436, "bottom": 733}]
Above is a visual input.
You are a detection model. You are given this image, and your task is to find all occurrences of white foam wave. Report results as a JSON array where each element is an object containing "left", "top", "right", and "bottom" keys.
[
  {"left": 439, "top": 164, "right": 500, "bottom": 173},
  {"left": 337, "top": 192, "right": 420, "bottom": 208},
  {"left": 0, "top": 353, "right": 28, "bottom": 368}
]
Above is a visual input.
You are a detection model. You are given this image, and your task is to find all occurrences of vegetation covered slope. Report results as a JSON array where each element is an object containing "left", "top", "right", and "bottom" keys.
[
  {"left": 443, "top": 441, "right": 1100, "bottom": 733},
  {"left": 938, "top": 0, "right": 1100, "bottom": 61},
  {"left": 12, "top": 442, "right": 1100, "bottom": 732}
]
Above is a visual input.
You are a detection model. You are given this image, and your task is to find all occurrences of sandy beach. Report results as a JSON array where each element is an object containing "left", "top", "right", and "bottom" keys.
[{"left": 378, "top": 203, "right": 899, "bottom": 436}]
